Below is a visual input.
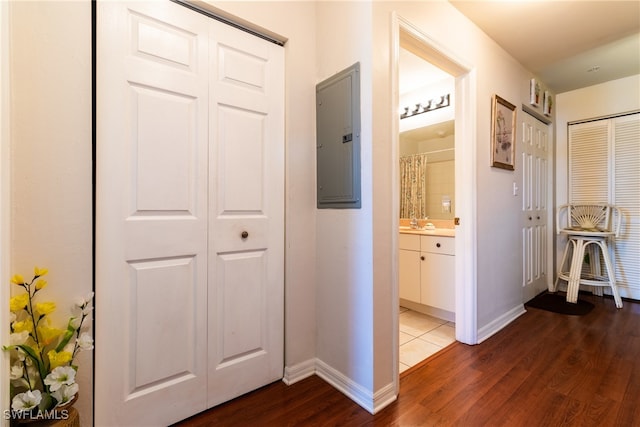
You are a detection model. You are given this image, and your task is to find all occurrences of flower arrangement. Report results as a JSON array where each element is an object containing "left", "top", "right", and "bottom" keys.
[{"left": 4, "top": 267, "right": 94, "bottom": 419}]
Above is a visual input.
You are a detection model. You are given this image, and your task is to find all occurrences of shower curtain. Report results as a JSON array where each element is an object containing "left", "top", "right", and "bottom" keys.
[{"left": 400, "top": 153, "right": 428, "bottom": 219}]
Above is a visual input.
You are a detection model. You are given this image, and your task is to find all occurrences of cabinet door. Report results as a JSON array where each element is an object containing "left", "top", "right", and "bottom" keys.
[
  {"left": 420, "top": 252, "right": 455, "bottom": 312},
  {"left": 399, "top": 249, "right": 421, "bottom": 303}
]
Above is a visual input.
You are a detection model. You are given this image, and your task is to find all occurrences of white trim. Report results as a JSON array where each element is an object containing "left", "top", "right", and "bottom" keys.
[
  {"left": 0, "top": 1, "right": 11, "bottom": 424},
  {"left": 315, "top": 359, "right": 373, "bottom": 413},
  {"left": 315, "top": 358, "right": 393, "bottom": 415},
  {"left": 282, "top": 359, "right": 316, "bottom": 386},
  {"left": 389, "top": 9, "right": 401, "bottom": 403},
  {"left": 372, "top": 381, "right": 398, "bottom": 414},
  {"left": 477, "top": 304, "right": 526, "bottom": 344},
  {"left": 283, "top": 359, "right": 397, "bottom": 414},
  {"left": 395, "top": 16, "right": 478, "bottom": 346}
]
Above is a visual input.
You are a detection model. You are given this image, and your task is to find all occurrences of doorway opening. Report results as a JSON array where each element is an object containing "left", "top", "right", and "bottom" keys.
[
  {"left": 398, "top": 46, "right": 457, "bottom": 373},
  {"left": 393, "top": 15, "right": 478, "bottom": 378}
]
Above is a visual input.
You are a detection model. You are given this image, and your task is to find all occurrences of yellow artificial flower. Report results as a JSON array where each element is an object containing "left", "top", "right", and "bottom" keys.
[
  {"left": 38, "top": 324, "right": 63, "bottom": 346},
  {"left": 35, "top": 279, "right": 48, "bottom": 290},
  {"left": 9, "top": 294, "right": 29, "bottom": 312},
  {"left": 11, "top": 274, "right": 25, "bottom": 285},
  {"left": 35, "top": 302, "right": 56, "bottom": 316},
  {"left": 12, "top": 319, "right": 34, "bottom": 334},
  {"left": 34, "top": 266, "right": 48, "bottom": 277},
  {"left": 47, "top": 350, "right": 72, "bottom": 369}
]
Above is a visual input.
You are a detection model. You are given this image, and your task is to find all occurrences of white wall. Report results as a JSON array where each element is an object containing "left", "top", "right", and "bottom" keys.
[
  {"left": 9, "top": 1, "right": 93, "bottom": 423},
  {"left": 371, "top": 0, "right": 553, "bottom": 394},
  {"left": 314, "top": 0, "right": 376, "bottom": 400},
  {"left": 1, "top": 2, "right": 11, "bottom": 425}
]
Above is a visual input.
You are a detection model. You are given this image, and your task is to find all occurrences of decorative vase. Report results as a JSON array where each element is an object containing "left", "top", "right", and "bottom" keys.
[{"left": 13, "top": 394, "right": 79, "bottom": 427}]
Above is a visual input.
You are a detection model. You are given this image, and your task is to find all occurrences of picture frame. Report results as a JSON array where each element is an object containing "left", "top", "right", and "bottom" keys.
[
  {"left": 491, "top": 94, "right": 516, "bottom": 171},
  {"left": 529, "top": 78, "right": 540, "bottom": 106},
  {"left": 543, "top": 91, "right": 553, "bottom": 116}
]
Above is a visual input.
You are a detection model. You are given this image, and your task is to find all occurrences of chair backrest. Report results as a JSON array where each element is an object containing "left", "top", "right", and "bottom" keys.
[{"left": 556, "top": 204, "right": 622, "bottom": 237}]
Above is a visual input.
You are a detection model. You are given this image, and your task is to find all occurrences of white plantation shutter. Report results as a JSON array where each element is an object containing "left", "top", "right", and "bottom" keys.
[
  {"left": 568, "top": 112, "right": 640, "bottom": 298},
  {"left": 612, "top": 114, "right": 640, "bottom": 290},
  {"left": 568, "top": 120, "right": 610, "bottom": 204}
]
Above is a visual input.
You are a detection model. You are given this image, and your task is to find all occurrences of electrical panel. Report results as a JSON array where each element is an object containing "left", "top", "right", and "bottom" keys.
[{"left": 316, "top": 62, "right": 361, "bottom": 209}]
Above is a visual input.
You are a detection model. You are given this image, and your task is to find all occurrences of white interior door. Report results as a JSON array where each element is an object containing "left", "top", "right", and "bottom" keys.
[
  {"left": 96, "top": 2, "right": 284, "bottom": 425},
  {"left": 207, "top": 19, "right": 284, "bottom": 408},
  {"left": 522, "top": 112, "right": 550, "bottom": 301}
]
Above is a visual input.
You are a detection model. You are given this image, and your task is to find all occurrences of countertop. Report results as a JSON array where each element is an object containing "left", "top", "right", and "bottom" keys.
[{"left": 399, "top": 227, "right": 455, "bottom": 237}]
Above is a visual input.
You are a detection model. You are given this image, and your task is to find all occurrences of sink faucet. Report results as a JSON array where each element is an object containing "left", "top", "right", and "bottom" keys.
[{"left": 410, "top": 218, "right": 419, "bottom": 229}]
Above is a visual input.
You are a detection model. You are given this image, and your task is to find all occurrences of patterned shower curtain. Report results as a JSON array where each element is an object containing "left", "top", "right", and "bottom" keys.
[{"left": 400, "top": 153, "right": 428, "bottom": 219}]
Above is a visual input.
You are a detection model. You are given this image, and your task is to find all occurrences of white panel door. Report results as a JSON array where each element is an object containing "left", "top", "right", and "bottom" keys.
[
  {"left": 207, "top": 21, "right": 285, "bottom": 408},
  {"left": 96, "top": 2, "right": 209, "bottom": 425},
  {"left": 522, "top": 112, "right": 550, "bottom": 301}
]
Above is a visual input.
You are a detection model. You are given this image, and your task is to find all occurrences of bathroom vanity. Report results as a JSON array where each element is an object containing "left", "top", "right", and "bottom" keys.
[{"left": 399, "top": 228, "right": 455, "bottom": 322}]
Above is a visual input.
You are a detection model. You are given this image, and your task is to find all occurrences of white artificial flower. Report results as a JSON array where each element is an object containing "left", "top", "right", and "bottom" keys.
[
  {"left": 77, "top": 332, "right": 94, "bottom": 351},
  {"left": 51, "top": 382, "right": 79, "bottom": 406},
  {"left": 74, "top": 291, "right": 94, "bottom": 309},
  {"left": 44, "top": 366, "right": 76, "bottom": 392},
  {"left": 10, "top": 331, "right": 30, "bottom": 345},
  {"left": 10, "top": 363, "right": 24, "bottom": 380},
  {"left": 11, "top": 390, "right": 42, "bottom": 411},
  {"left": 10, "top": 311, "right": 16, "bottom": 323}
]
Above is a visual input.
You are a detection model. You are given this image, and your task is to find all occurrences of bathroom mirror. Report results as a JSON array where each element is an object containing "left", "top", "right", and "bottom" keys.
[{"left": 399, "top": 120, "right": 454, "bottom": 220}]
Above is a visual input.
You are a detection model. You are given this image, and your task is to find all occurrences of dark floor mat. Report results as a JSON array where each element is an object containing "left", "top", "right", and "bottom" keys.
[{"left": 525, "top": 292, "right": 594, "bottom": 316}]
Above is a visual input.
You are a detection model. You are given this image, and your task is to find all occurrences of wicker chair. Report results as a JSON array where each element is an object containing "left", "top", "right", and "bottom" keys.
[{"left": 554, "top": 204, "right": 623, "bottom": 308}]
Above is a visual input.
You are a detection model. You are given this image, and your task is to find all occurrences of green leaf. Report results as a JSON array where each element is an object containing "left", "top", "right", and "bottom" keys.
[
  {"left": 39, "top": 392, "right": 54, "bottom": 412},
  {"left": 55, "top": 319, "right": 76, "bottom": 353}
]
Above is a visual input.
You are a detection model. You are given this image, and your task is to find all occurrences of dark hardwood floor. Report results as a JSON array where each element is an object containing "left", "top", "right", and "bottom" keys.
[{"left": 175, "top": 293, "right": 640, "bottom": 426}]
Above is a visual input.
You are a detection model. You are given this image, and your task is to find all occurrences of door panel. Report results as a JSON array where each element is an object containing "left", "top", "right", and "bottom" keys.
[
  {"left": 207, "top": 20, "right": 284, "bottom": 408},
  {"left": 522, "top": 112, "right": 550, "bottom": 301}
]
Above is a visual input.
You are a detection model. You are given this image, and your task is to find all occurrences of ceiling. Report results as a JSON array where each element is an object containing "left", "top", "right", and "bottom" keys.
[{"left": 449, "top": 0, "right": 640, "bottom": 93}]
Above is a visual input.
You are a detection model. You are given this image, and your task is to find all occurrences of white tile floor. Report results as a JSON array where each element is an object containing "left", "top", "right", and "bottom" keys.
[{"left": 399, "top": 307, "right": 455, "bottom": 374}]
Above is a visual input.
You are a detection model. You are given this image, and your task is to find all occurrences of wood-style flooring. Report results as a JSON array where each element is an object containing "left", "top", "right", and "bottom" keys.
[{"left": 175, "top": 293, "right": 640, "bottom": 426}]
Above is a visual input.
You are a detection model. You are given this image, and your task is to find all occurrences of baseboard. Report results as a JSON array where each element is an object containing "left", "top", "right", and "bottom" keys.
[
  {"left": 315, "top": 359, "right": 376, "bottom": 414},
  {"left": 399, "top": 298, "right": 454, "bottom": 322},
  {"left": 372, "top": 381, "right": 397, "bottom": 414},
  {"left": 477, "top": 304, "right": 526, "bottom": 344},
  {"left": 283, "top": 358, "right": 397, "bottom": 414},
  {"left": 282, "top": 358, "right": 316, "bottom": 385}
]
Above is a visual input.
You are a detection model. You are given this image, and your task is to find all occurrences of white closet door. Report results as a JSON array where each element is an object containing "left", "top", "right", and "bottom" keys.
[
  {"left": 207, "top": 20, "right": 285, "bottom": 408},
  {"left": 612, "top": 114, "right": 640, "bottom": 294},
  {"left": 521, "top": 112, "right": 550, "bottom": 300},
  {"left": 96, "top": 2, "right": 209, "bottom": 425},
  {"left": 96, "top": 2, "right": 285, "bottom": 425}
]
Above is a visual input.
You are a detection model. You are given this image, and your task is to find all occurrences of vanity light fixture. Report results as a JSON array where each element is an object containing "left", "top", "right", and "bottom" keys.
[{"left": 400, "top": 94, "right": 450, "bottom": 120}]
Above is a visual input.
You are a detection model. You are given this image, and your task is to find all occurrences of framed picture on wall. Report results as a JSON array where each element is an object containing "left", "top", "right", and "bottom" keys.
[
  {"left": 543, "top": 91, "right": 553, "bottom": 116},
  {"left": 491, "top": 94, "right": 516, "bottom": 171},
  {"left": 530, "top": 78, "right": 540, "bottom": 106}
]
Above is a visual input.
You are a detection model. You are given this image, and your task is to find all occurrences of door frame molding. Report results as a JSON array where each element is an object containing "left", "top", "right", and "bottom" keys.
[{"left": 392, "top": 14, "right": 478, "bottom": 348}]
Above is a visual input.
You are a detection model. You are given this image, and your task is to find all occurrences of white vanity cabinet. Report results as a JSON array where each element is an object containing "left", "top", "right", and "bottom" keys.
[
  {"left": 399, "top": 232, "right": 455, "bottom": 314},
  {"left": 399, "top": 234, "right": 421, "bottom": 303},
  {"left": 419, "top": 235, "right": 455, "bottom": 312}
]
